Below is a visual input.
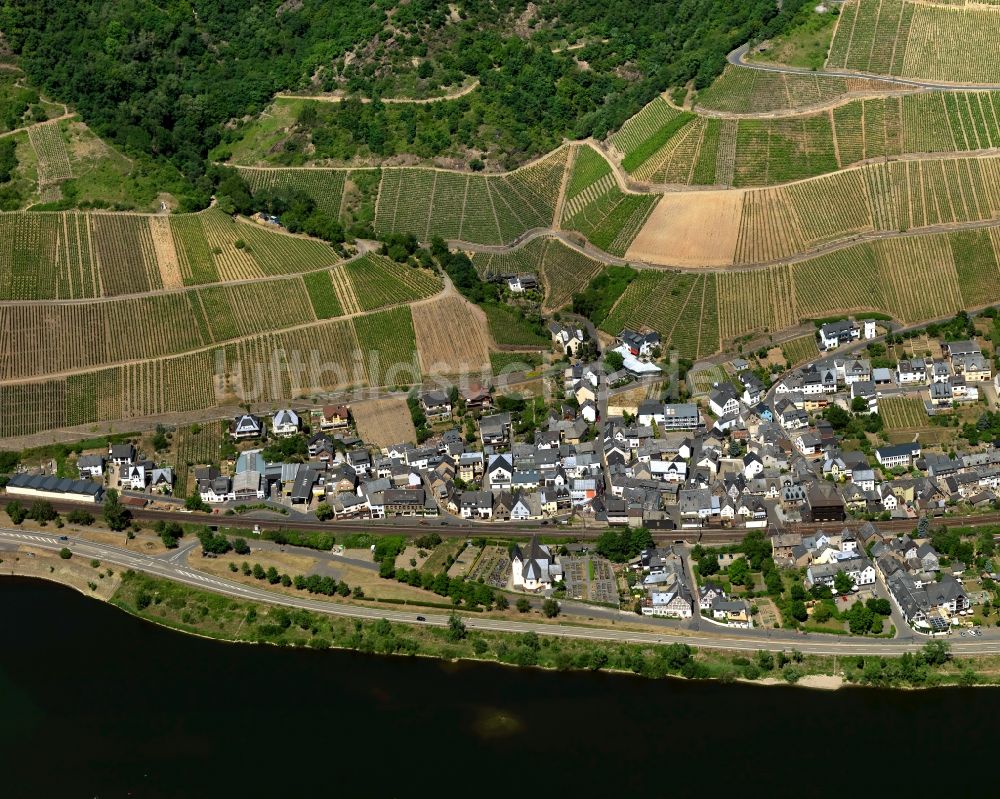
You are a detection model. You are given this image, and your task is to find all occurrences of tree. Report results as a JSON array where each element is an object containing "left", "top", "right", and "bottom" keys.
[
  {"left": 27, "top": 500, "right": 57, "bottom": 523},
  {"left": 447, "top": 612, "right": 467, "bottom": 642},
  {"left": 495, "top": 594, "right": 509, "bottom": 610},
  {"left": 66, "top": 509, "right": 94, "bottom": 525},
  {"left": 697, "top": 553, "right": 720, "bottom": 576},
  {"left": 102, "top": 489, "right": 130, "bottom": 532},
  {"left": 604, "top": 351, "right": 625, "bottom": 372},
  {"left": 847, "top": 601, "right": 875, "bottom": 634},
  {"left": 833, "top": 570, "right": 854, "bottom": 594},
  {"left": 727, "top": 557, "right": 751, "bottom": 587},
  {"left": 252, "top": 563, "right": 266, "bottom": 580},
  {"left": 198, "top": 530, "right": 232, "bottom": 555},
  {"left": 6, "top": 500, "right": 26, "bottom": 524},
  {"left": 232, "top": 538, "right": 251, "bottom": 555},
  {"left": 812, "top": 602, "right": 833, "bottom": 623},
  {"left": 789, "top": 600, "right": 808, "bottom": 622},
  {"left": 185, "top": 491, "right": 209, "bottom": 512},
  {"left": 266, "top": 566, "right": 280, "bottom": 584},
  {"left": 542, "top": 598, "right": 560, "bottom": 618},
  {"left": 314, "top": 502, "right": 334, "bottom": 521},
  {"left": 516, "top": 597, "right": 531, "bottom": 613},
  {"left": 58, "top": 547, "right": 72, "bottom": 559}
]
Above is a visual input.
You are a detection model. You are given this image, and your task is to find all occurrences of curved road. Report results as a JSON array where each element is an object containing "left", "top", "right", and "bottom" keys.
[
  {"left": 3, "top": 526, "right": 996, "bottom": 656},
  {"left": 728, "top": 43, "right": 1000, "bottom": 92}
]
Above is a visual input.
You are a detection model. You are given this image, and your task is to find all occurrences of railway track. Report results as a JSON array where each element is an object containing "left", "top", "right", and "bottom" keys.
[{"left": 3, "top": 495, "right": 998, "bottom": 548}]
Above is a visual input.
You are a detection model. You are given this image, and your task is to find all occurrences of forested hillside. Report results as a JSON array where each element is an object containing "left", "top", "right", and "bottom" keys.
[{"left": 0, "top": 0, "right": 811, "bottom": 201}]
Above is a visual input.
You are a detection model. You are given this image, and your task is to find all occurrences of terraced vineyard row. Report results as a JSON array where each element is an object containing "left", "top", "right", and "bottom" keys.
[
  {"left": 0, "top": 350, "right": 219, "bottom": 439},
  {"left": 732, "top": 154, "right": 1000, "bottom": 264},
  {"left": 828, "top": 0, "right": 1000, "bottom": 84},
  {"left": 0, "top": 210, "right": 343, "bottom": 299},
  {"left": 695, "top": 63, "right": 910, "bottom": 114},
  {"left": 606, "top": 223, "right": 1000, "bottom": 351},
  {"left": 374, "top": 147, "right": 567, "bottom": 245},
  {"left": 0, "top": 304, "right": 428, "bottom": 439},
  {"left": 619, "top": 91, "right": 1000, "bottom": 188},
  {"left": 27, "top": 120, "right": 73, "bottom": 183},
  {"left": 470, "top": 237, "right": 549, "bottom": 280},
  {"left": 561, "top": 151, "right": 658, "bottom": 255},
  {"left": 343, "top": 253, "right": 442, "bottom": 312}
]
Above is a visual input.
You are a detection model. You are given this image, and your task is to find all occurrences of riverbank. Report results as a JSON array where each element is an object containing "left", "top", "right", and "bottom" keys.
[{"left": 8, "top": 557, "right": 997, "bottom": 690}]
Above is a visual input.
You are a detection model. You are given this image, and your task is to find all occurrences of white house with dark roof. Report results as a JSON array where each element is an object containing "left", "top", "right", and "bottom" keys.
[
  {"left": 271, "top": 409, "right": 300, "bottom": 438},
  {"left": 709, "top": 384, "right": 740, "bottom": 417},
  {"left": 818, "top": 320, "right": 859, "bottom": 351},
  {"left": 231, "top": 414, "right": 263, "bottom": 440},
  {"left": 511, "top": 536, "right": 559, "bottom": 591}
]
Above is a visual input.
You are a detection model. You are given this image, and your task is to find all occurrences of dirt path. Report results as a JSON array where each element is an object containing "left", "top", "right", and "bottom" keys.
[
  {"left": 0, "top": 111, "right": 75, "bottom": 141},
  {"left": 552, "top": 144, "right": 577, "bottom": 228},
  {"left": 274, "top": 79, "right": 480, "bottom": 105}
]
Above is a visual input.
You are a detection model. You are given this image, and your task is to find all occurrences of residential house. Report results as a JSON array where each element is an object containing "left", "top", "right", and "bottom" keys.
[
  {"left": 271, "top": 409, "right": 300, "bottom": 438},
  {"left": 231, "top": 414, "right": 263, "bottom": 440}
]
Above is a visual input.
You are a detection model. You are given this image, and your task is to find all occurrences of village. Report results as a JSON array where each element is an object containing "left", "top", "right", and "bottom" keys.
[{"left": 7, "top": 307, "right": 1000, "bottom": 638}]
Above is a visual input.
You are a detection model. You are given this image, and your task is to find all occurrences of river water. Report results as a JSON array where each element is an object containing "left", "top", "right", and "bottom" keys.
[{"left": 0, "top": 578, "right": 990, "bottom": 797}]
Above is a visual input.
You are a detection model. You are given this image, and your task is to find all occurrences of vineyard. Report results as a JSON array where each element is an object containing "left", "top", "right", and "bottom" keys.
[
  {"left": 609, "top": 97, "right": 684, "bottom": 159},
  {"left": 470, "top": 237, "right": 548, "bottom": 280},
  {"left": 239, "top": 167, "right": 346, "bottom": 218},
  {"left": 0, "top": 349, "right": 220, "bottom": 440},
  {"left": 560, "top": 150, "right": 659, "bottom": 256},
  {"left": 688, "top": 364, "right": 729, "bottom": 396},
  {"left": 172, "top": 420, "right": 226, "bottom": 496},
  {"left": 483, "top": 304, "right": 549, "bottom": 348},
  {"left": 352, "top": 307, "right": 420, "bottom": 386},
  {"left": 695, "top": 64, "right": 909, "bottom": 114},
  {"left": 196, "top": 280, "right": 316, "bottom": 342},
  {"left": 0, "top": 213, "right": 97, "bottom": 300},
  {"left": 535, "top": 239, "right": 605, "bottom": 311},
  {"left": 881, "top": 396, "right": 928, "bottom": 430},
  {"left": 827, "top": 0, "right": 1000, "bottom": 83},
  {"left": 302, "top": 270, "right": 343, "bottom": 319},
  {"left": 717, "top": 266, "right": 798, "bottom": 341},
  {"left": 27, "top": 120, "right": 73, "bottom": 184},
  {"left": 617, "top": 91, "right": 1000, "bottom": 189},
  {"left": 91, "top": 214, "right": 163, "bottom": 296},
  {"left": 470, "top": 237, "right": 604, "bottom": 311},
  {"left": 600, "top": 271, "right": 720, "bottom": 360},
  {"left": 412, "top": 295, "right": 492, "bottom": 375},
  {"left": 374, "top": 147, "right": 567, "bottom": 245},
  {"left": 344, "top": 253, "right": 442, "bottom": 312},
  {"left": 723, "top": 154, "right": 1000, "bottom": 266},
  {"left": 782, "top": 335, "right": 819, "bottom": 366}
]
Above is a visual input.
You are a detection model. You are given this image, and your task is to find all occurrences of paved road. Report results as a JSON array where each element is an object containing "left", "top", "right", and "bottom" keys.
[
  {"left": 5, "top": 526, "right": 998, "bottom": 656},
  {"left": 728, "top": 44, "right": 1000, "bottom": 91}
]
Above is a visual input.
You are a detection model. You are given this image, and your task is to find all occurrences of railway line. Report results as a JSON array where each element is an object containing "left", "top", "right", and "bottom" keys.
[{"left": 2, "top": 495, "right": 997, "bottom": 547}]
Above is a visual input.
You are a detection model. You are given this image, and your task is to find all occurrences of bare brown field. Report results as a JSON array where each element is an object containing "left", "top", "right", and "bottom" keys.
[
  {"left": 412, "top": 295, "right": 491, "bottom": 374},
  {"left": 352, "top": 396, "right": 417, "bottom": 447},
  {"left": 627, "top": 190, "right": 743, "bottom": 266},
  {"left": 149, "top": 216, "right": 183, "bottom": 289}
]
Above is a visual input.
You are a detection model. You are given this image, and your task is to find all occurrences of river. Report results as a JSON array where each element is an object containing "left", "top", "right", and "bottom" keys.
[{"left": 0, "top": 578, "right": 990, "bottom": 797}]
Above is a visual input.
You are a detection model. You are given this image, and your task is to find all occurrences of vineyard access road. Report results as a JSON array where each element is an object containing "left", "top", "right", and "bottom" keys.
[
  {"left": 729, "top": 43, "right": 1000, "bottom": 92},
  {"left": 274, "top": 79, "right": 480, "bottom": 105}
]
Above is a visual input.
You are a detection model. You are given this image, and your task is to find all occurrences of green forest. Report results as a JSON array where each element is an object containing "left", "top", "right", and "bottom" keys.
[{"left": 0, "top": 0, "right": 813, "bottom": 203}]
